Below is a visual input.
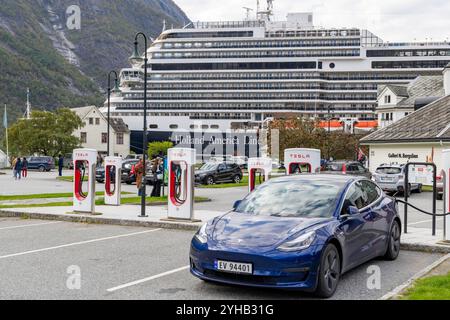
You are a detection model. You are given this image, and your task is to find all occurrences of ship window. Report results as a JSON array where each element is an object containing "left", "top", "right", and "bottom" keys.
[
  {"left": 149, "top": 124, "right": 158, "bottom": 129},
  {"left": 169, "top": 124, "right": 179, "bottom": 129},
  {"left": 201, "top": 125, "right": 209, "bottom": 129},
  {"left": 190, "top": 124, "right": 198, "bottom": 129},
  {"left": 210, "top": 125, "right": 219, "bottom": 129}
]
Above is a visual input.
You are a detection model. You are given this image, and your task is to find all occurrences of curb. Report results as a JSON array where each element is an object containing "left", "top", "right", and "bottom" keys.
[
  {"left": 0, "top": 210, "right": 201, "bottom": 231},
  {"left": 400, "top": 242, "right": 450, "bottom": 254},
  {"left": 379, "top": 253, "right": 450, "bottom": 300}
]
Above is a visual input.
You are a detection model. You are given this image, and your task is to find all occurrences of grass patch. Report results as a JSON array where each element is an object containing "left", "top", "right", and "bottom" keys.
[
  {"left": 0, "top": 196, "right": 209, "bottom": 209},
  {"left": 422, "top": 185, "right": 433, "bottom": 192},
  {"left": 57, "top": 176, "right": 88, "bottom": 182},
  {"left": 0, "top": 191, "right": 132, "bottom": 201},
  {"left": 401, "top": 272, "right": 450, "bottom": 300}
]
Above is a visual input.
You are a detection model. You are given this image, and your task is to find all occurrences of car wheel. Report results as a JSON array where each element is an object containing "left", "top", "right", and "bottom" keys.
[
  {"left": 315, "top": 243, "right": 341, "bottom": 298},
  {"left": 233, "top": 175, "right": 241, "bottom": 184},
  {"left": 38, "top": 166, "right": 45, "bottom": 172},
  {"left": 384, "top": 220, "right": 401, "bottom": 260},
  {"left": 205, "top": 176, "right": 215, "bottom": 185},
  {"left": 414, "top": 184, "right": 422, "bottom": 193},
  {"left": 437, "top": 193, "right": 443, "bottom": 201}
]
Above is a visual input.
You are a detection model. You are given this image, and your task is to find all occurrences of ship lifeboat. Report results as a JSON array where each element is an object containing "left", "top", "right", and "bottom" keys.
[
  {"left": 354, "top": 121, "right": 378, "bottom": 129},
  {"left": 316, "top": 120, "right": 344, "bottom": 129}
]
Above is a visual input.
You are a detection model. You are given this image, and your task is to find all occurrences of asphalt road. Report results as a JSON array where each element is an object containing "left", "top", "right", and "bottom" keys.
[{"left": 0, "top": 218, "right": 443, "bottom": 300}]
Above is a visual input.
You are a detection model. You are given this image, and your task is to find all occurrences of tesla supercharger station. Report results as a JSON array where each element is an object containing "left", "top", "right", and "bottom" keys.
[
  {"left": 443, "top": 149, "right": 450, "bottom": 241},
  {"left": 248, "top": 157, "right": 272, "bottom": 192},
  {"left": 167, "top": 148, "right": 196, "bottom": 221},
  {"left": 73, "top": 148, "right": 97, "bottom": 213},
  {"left": 104, "top": 156, "right": 122, "bottom": 206},
  {"left": 284, "top": 148, "right": 321, "bottom": 175}
]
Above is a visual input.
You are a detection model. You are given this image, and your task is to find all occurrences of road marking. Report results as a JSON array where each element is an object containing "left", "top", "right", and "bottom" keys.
[
  {"left": 0, "top": 228, "right": 162, "bottom": 260},
  {"left": 407, "top": 218, "right": 443, "bottom": 226},
  {"left": 0, "top": 221, "right": 63, "bottom": 230},
  {"left": 107, "top": 265, "right": 190, "bottom": 292}
]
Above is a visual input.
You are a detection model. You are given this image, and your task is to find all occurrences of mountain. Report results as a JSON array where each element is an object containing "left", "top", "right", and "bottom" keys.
[{"left": 0, "top": 0, "right": 189, "bottom": 123}]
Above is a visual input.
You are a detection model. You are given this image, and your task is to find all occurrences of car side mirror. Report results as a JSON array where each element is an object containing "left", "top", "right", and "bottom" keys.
[{"left": 233, "top": 200, "right": 242, "bottom": 210}]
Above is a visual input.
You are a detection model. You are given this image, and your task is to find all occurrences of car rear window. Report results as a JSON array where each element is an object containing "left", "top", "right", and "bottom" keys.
[
  {"left": 324, "top": 163, "right": 343, "bottom": 171},
  {"left": 376, "top": 167, "right": 402, "bottom": 174}
]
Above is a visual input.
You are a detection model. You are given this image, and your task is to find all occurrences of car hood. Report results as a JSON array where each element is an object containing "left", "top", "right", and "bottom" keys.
[{"left": 209, "top": 212, "right": 329, "bottom": 249}]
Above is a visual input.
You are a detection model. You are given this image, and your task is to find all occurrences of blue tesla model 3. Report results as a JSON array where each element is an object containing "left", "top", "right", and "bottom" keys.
[{"left": 190, "top": 174, "right": 401, "bottom": 297}]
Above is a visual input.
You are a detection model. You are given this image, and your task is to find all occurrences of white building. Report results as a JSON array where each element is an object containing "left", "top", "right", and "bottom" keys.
[
  {"left": 0, "top": 149, "right": 8, "bottom": 169},
  {"left": 361, "top": 64, "right": 450, "bottom": 179},
  {"left": 72, "top": 106, "right": 131, "bottom": 157},
  {"left": 376, "top": 76, "right": 444, "bottom": 129}
]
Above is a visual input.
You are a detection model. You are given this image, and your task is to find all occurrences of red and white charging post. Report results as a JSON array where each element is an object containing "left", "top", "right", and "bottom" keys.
[
  {"left": 73, "top": 148, "right": 97, "bottom": 213},
  {"left": 248, "top": 157, "right": 272, "bottom": 192},
  {"left": 167, "top": 148, "right": 196, "bottom": 221},
  {"left": 284, "top": 148, "right": 321, "bottom": 175},
  {"left": 443, "top": 149, "right": 450, "bottom": 241},
  {"left": 104, "top": 156, "right": 122, "bottom": 206}
]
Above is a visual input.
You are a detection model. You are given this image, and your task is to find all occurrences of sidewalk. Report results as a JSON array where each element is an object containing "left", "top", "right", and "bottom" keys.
[{"left": 0, "top": 205, "right": 449, "bottom": 253}]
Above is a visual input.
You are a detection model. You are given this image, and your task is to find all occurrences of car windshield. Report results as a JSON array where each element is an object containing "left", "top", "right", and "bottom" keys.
[
  {"left": 200, "top": 163, "right": 218, "bottom": 171},
  {"left": 235, "top": 178, "right": 344, "bottom": 218},
  {"left": 324, "top": 163, "right": 343, "bottom": 171},
  {"left": 376, "top": 167, "right": 402, "bottom": 174}
]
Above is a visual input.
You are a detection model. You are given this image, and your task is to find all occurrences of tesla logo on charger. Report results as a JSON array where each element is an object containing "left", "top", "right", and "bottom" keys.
[{"left": 290, "top": 154, "right": 310, "bottom": 159}]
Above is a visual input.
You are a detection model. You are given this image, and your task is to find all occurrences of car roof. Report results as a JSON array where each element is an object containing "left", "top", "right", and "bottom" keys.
[{"left": 273, "top": 173, "right": 362, "bottom": 185}]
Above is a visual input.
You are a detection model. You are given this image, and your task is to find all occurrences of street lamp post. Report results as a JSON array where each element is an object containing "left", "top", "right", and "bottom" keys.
[
  {"left": 130, "top": 32, "right": 149, "bottom": 218},
  {"left": 107, "top": 71, "right": 120, "bottom": 157},
  {"left": 327, "top": 105, "right": 331, "bottom": 161}
]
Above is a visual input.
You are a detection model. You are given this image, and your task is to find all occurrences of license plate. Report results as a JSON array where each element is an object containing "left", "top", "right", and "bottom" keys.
[
  {"left": 380, "top": 177, "right": 393, "bottom": 182},
  {"left": 215, "top": 260, "right": 253, "bottom": 275}
]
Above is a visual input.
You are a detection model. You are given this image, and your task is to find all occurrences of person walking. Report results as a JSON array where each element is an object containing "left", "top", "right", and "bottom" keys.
[
  {"left": 150, "top": 158, "right": 163, "bottom": 197},
  {"left": 14, "top": 157, "right": 22, "bottom": 180},
  {"left": 134, "top": 158, "right": 145, "bottom": 197},
  {"left": 21, "top": 157, "right": 28, "bottom": 178},
  {"left": 11, "top": 157, "right": 17, "bottom": 178},
  {"left": 58, "top": 154, "right": 64, "bottom": 177}
]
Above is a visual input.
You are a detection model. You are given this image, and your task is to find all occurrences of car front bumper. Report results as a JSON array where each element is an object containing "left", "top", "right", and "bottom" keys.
[{"left": 189, "top": 240, "right": 322, "bottom": 290}]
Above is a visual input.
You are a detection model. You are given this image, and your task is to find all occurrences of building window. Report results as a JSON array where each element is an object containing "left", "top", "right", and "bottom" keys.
[
  {"left": 116, "top": 133, "right": 124, "bottom": 145},
  {"left": 101, "top": 133, "right": 107, "bottom": 144},
  {"left": 81, "top": 132, "right": 87, "bottom": 143},
  {"left": 384, "top": 95, "right": 391, "bottom": 104},
  {"left": 95, "top": 118, "right": 100, "bottom": 125},
  {"left": 89, "top": 118, "right": 93, "bottom": 125}
]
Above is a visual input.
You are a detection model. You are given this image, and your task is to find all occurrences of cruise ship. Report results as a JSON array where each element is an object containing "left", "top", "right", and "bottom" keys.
[{"left": 104, "top": 1, "right": 450, "bottom": 155}]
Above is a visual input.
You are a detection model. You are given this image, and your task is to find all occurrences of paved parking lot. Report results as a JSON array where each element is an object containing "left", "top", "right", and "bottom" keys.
[{"left": 0, "top": 217, "right": 443, "bottom": 300}]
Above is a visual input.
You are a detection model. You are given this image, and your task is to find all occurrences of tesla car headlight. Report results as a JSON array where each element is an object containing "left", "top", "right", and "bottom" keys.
[
  {"left": 194, "top": 223, "right": 208, "bottom": 244},
  {"left": 277, "top": 231, "right": 316, "bottom": 252}
]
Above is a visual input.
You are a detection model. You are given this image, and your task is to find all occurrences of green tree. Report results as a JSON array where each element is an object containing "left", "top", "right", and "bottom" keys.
[
  {"left": 7, "top": 108, "right": 84, "bottom": 157},
  {"left": 148, "top": 141, "right": 174, "bottom": 159}
]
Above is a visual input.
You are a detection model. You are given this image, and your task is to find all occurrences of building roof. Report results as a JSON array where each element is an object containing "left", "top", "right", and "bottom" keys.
[
  {"left": 71, "top": 105, "right": 129, "bottom": 134},
  {"left": 377, "top": 75, "right": 444, "bottom": 110},
  {"left": 361, "top": 94, "right": 450, "bottom": 143}
]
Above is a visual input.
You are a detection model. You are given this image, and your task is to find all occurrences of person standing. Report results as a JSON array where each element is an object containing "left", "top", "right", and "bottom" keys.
[
  {"left": 14, "top": 158, "right": 22, "bottom": 180},
  {"left": 134, "top": 158, "right": 145, "bottom": 197},
  {"left": 21, "top": 157, "right": 28, "bottom": 178},
  {"left": 151, "top": 158, "right": 163, "bottom": 197},
  {"left": 58, "top": 154, "right": 64, "bottom": 177},
  {"left": 11, "top": 157, "right": 17, "bottom": 178}
]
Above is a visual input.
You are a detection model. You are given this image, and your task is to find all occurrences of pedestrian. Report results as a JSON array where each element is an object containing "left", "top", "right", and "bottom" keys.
[
  {"left": 14, "top": 157, "right": 22, "bottom": 180},
  {"left": 150, "top": 159, "right": 162, "bottom": 197},
  {"left": 21, "top": 157, "right": 28, "bottom": 178},
  {"left": 58, "top": 154, "right": 64, "bottom": 177},
  {"left": 134, "top": 158, "right": 145, "bottom": 197},
  {"left": 11, "top": 157, "right": 17, "bottom": 178}
]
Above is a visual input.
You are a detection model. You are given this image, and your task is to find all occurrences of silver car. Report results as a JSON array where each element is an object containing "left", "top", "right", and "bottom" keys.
[{"left": 372, "top": 164, "right": 422, "bottom": 195}]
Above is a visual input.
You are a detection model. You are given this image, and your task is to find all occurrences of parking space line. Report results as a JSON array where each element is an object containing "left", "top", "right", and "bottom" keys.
[
  {"left": 107, "top": 265, "right": 190, "bottom": 292},
  {"left": 0, "top": 228, "right": 162, "bottom": 260},
  {"left": 0, "top": 221, "right": 63, "bottom": 231},
  {"left": 407, "top": 218, "right": 443, "bottom": 226}
]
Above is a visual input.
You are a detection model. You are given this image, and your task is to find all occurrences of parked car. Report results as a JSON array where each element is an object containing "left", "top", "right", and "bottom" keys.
[
  {"left": 27, "top": 156, "right": 55, "bottom": 172},
  {"left": 124, "top": 161, "right": 155, "bottom": 185},
  {"left": 195, "top": 162, "right": 243, "bottom": 185},
  {"left": 95, "top": 166, "right": 116, "bottom": 183},
  {"left": 121, "top": 159, "right": 140, "bottom": 183},
  {"left": 372, "top": 164, "right": 422, "bottom": 195},
  {"left": 124, "top": 154, "right": 143, "bottom": 161},
  {"left": 190, "top": 175, "right": 401, "bottom": 298},
  {"left": 63, "top": 153, "right": 73, "bottom": 169},
  {"left": 322, "top": 161, "right": 372, "bottom": 179}
]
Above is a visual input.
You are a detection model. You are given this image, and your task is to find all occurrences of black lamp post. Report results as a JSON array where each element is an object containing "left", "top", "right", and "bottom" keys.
[
  {"left": 107, "top": 71, "right": 120, "bottom": 157},
  {"left": 129, "top": 32, "right": 149, "bottom": 218},
  {"left": 327, "top": 105, "right": 331, "bottom": 160}
]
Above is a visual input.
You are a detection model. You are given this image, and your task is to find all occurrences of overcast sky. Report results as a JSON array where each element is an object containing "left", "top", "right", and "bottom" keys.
[{"left": 174, "top": 0, "right": 450, "bottom": 42}]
